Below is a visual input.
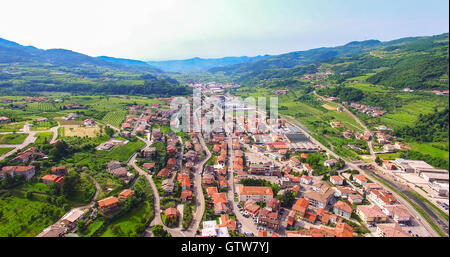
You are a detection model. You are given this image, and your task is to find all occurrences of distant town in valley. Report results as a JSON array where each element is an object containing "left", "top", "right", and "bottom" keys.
[{"left": 0, "top": 1, "right": 448, "bottom": 241}]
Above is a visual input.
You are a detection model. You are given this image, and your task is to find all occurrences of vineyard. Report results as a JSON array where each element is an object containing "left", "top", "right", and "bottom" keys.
[
  {"left": 102, "top": 110, "right": 127, "bottom": 128},
  {"left": 26, "top": 102, "right": 63, "bottom": 112}
]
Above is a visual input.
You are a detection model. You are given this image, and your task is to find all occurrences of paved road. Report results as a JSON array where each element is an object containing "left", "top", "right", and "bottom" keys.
[
  {"left": 183, "top": 132, "right": 209, "bottom": 237},
  {"left": 128, "top": 134, "right": 187, "bottom": 237},
  {"left": 226, "top": 136, "right": 259, "bottom": 236},
  {"left": 0, "top": 124, "right": 60, "bottom": 161}
]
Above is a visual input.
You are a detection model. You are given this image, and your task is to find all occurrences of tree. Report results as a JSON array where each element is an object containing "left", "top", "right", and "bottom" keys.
[
  {"left": 280, "top": 190, "right": 296, "bottom": 208},
  {"left": 375, "top": 156, "right": 382, "bottom": 166},
  {"left": 152, "top": 224, "right": 171, "bottom": 237},
  {"left": 77, "top": 219, "right": 86, "bottom": 233}
]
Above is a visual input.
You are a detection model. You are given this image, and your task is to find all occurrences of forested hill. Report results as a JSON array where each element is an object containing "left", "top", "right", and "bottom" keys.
[
  {"left": 0, "top": 38, "right": 161, "bottom": 73},
  {"left": 147, "top": 55, "right": 271, "bottom": 73},
  {"left": 209, "top": 33, "right": 449, "bottom": 90},
  {"left": 0, "top": 37, "right": 190, "bottom": 96},
  {"left": 395, "top": 107, "right": 449, "bottom": 143}
]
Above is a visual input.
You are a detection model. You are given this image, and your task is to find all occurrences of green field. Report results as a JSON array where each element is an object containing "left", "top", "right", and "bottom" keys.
[
  {"left": 0, "top": 195, "right": 64, "bottom": 237},
  {"left": 0, "top": 133, "right": 28, "bottom": 144},
  {"left": 409, "top": 142, "right": 449, "bottom": 159},
  {"left": 0, "top": 147, "right": 14, "bottom": 155},
  {"left": 0, "top": 122, "right": 25, "bottom": 132},
  {"left": 35, "top": 132, "right": 54, "bottom": 144}
]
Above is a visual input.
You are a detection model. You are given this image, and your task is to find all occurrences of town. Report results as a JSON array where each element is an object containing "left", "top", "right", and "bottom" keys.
[{"left": 1, "top": 87, "right": 446, "bottom": 238}]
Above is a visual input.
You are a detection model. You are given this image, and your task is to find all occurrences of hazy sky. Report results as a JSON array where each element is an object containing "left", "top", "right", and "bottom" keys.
[{"left": 0, "top": 0, "right": 448, "bottom": 60}]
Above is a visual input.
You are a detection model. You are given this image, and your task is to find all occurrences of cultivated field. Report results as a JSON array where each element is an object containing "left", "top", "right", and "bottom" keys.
[{"left": 63, "top": 125, "right": 102, "bottom": 138}]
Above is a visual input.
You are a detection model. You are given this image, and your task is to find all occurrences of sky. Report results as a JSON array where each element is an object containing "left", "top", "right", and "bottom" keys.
[{"left": 0, "top": 0, "right": 448, "bottom": 60}]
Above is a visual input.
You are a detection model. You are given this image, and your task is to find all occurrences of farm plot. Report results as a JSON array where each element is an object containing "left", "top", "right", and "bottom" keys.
[
  {"left": 102, "top": 110, "right": 127, "bottom": 128},
  {"left": 34, "top": 132, "right": 54, "bottom": 144},
  {"left": 63, "top": 125, "right": 102, "bottom": 138},
  {"left": 0, "top": 133, "right": 28, "bottom": 144},
  {"left": 0, "top": 122, "right": 25, "bottom": 132}
]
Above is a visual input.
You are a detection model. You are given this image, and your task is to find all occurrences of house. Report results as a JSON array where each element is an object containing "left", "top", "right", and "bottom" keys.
[
  {"left": 301, "top": 175, "right": 312, "bottom": 185},
  {"left": 382, "top": 205, "right": 412, "bottom": 224},
  {"left": 287, "top": 211, "right": 296, "bottom": 227},
  {"left": 212, "top": 193, "right": 227, "bottom": 205},
  {"left": 304, "top": 183, "right": 335, "bottom": 209},
  {"left": 60, "top": 209, "right": 84, "bottom": 229},
  {"left": 1, "top": 166, "right": 35, "bottom": 181},
  {"left": 354, "top": 174, "right": 368, "bottom": 185},
  {"left": 303, "top": 163, "right": 314, "bottom": 173},
  {"left": 356, "top": 205, "right": 388, "bottom": 225},
  {"left": 157, "top": 168, "right": 170, "bottom": 178},
  {"left": 370, "top": 189, "right": 397, "bottom": 206},
  {"left": 317, "top": 208, "right": 337, "bottom": 225},
  {"left": 0, "top": 117, "right": 9, "bottom": 123},
  {"left": 363, "top": 183, "right": 383, "bottom": 192},
  {"left": 203, "top": 173, "right": 215, "bottom": 185},
  {"left": 42, "top": 174, "right": 64, "bottom": 186},
  {"left": 84, "top": 119, "right": 96, "bottom": 127},
  {"left": 348, "top": 194, "right": 364, "bottom": 205},
  {"left": 142, "top": 162, "right": 155, "bottom": 172},
  {"left": 51, "top": 166, "right": 68, "bottom": 176},
  {"left": 219, "top": 214, "right": 236, "bottom": 231},
  {"left": 118, "top": 189, "right": 134, "bottom": 200},
  {"left": 98, "top": 196, "right": 119, "bottom": 213},
  {"left": 333, "top": 186, "right": 357, "bottom": 198},
  {"left": 214, "top": 202, "right": 229, "bottom": 214},
  {"left": 239, "top": 186, "right": 273, "bottom": 203},
  {"left": 165, "top": 207, "right": 179, "bottom": 221},
  {"left": 162, "top": 179, "right": 174, "bottom": 194},
  {"left": 292, "top": 198, "right": 309, "bottom": 218},
  {"left": 267, "top": 198, "right": 281, "bottom": 212},
  {"left": 324, "top": 159, "right": 338, "bottom": 168},
  {"left": 330, "top": 176, "right": 344, "bottom": 186},
  {"left": 167, "top": 157, "right": 177, "bottom": 169},
  {"left": 219, "top": 179, "right": 228, "bottom": 188},
  {"left": 180, "top": 190, "right": 193, "bottom": 201},
  {"left": 382, "top": 160, "right": 396, "bottom": 170},
  {"left": 11, "top": 147, "right": 47, "bottom": 163},
  {"left": 142, "top": 147, "right": 156, "bottom": 159},
  {"left": 257, "top": 209, "right": 279, "bottom": 230},
  {"left": 37, "top": 225, "right": 66, "bottom": 237},
  {"left": 206, "top": 187, "right": 218, "bottom": 197},
  {"left": 303, "top": 210, "right": 318, "bottom": 224},
  {"left": 333, "top": 201, "right": 352, "bottom": 219},
  {"left": 110, "top": 167, "right": 128, "bottom": 178},
  {"left": 36, "top": 117, "right": 48, "bottom": 122},
  {"left": 244, "top": 199, "right": 261, "bottom": 216},
  {"left": 375, "top": 223, "right": 409, "bottom": 237}
]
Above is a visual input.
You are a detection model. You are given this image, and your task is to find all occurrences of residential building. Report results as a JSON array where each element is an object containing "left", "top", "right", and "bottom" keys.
[
  {"left": 375, "top": 223, "right": 409, "bottom": 237},
  {"left": 239, "top": 186, "right": 273, "bottom": 203},
  {"left": 356, "top": 205, "right": 388, "bottom": 225},
  {"left": 333, "top": 201, "right": 352, "bottom": 219}
]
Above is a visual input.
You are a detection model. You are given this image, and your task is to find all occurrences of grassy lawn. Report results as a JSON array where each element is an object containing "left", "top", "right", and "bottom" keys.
[
  {"left": 0, "top": 133, "right": 28, "bottom": 144},
  {"left": 0, "top": 147, "right": 15, "bottom": 155},
  {"left": 35, "top": 132, "right": 54, "bottom": 144}
]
